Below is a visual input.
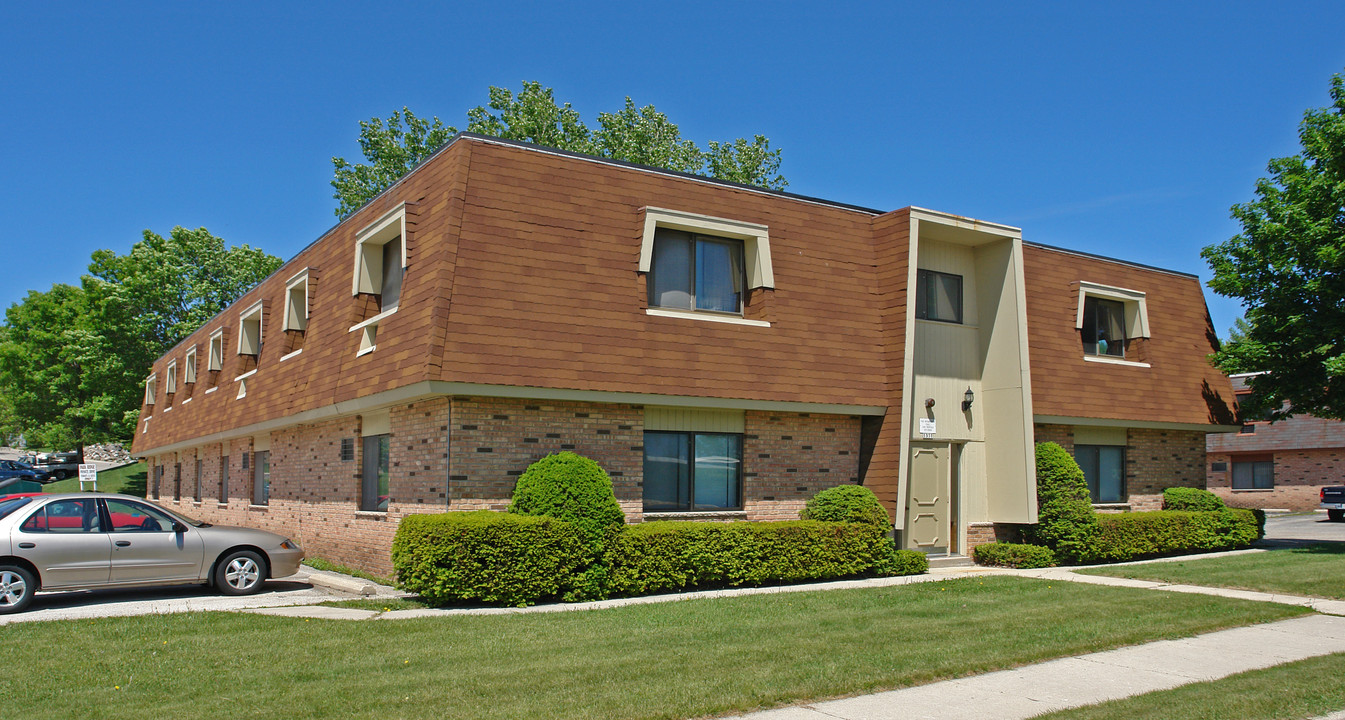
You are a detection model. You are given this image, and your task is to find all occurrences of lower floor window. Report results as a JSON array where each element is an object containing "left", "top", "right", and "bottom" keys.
[
  {"left": 643, "top": 431, "right": 742, "bottom": 512},
  {"left": 253, "top": 451, "right": 270, "bottom": 505},
  {"left": 1075, "top": 444, "right": 1125, "bottom": 503},
  {"left": 1232, "top": 459, "right": 1274, "bottom": 489},
  {"left": 361, "top": 434, "right": 390, "bottom": 512}
]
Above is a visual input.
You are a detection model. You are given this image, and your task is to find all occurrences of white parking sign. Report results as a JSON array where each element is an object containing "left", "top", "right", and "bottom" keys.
[{"left": 78, "top": 463, "right": 97, "bottom": 491}]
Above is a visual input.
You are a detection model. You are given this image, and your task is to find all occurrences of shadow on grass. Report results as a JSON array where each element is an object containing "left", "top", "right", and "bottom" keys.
[{"left": 121, "top": 470, "right": 147, "bottom": 496}]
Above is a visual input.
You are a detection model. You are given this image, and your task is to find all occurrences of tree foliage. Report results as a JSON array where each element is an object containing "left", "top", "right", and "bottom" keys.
[
  {"left": 1202, "top": 70, "right": 1345, "bottom": 420},
  {"left": 331, "top": 81, "right": 788, "bottom": 217},
  {"left": 0, "top": 227, "right": 282, "bottom": 446}
]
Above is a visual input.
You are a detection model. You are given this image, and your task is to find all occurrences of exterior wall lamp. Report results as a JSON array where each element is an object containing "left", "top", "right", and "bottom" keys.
[{"left": 962, "top": 387, "right": 974, "bottom": 412}]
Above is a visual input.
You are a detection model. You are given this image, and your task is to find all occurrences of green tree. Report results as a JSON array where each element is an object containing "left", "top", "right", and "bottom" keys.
[
  {"left": 0, "top": 227, "right": 282, "bottom": 446},
  {"left": 331, "top": 82, "right": 789, "bottom": 217},
  {"left": 1202, "top": 70, "right": 1345, "bottom": 420}
]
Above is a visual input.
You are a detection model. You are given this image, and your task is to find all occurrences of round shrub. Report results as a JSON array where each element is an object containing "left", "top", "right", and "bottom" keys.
[
  {"left": 1162, "top": 487, "right": 1226, "bottom": 512},
  {"left": 508, "top": 451, "right": 625, "bottom": 552},
  {"left": 1022, "top": 442, "right": 1098, "bottom": 564},
  {"left": 972, "top": 542, "right": 1057, "bottom": 569},
  {"left": 874, "top": 547, "right": 930, "bottom": 576},
  {"left": 800, "top": 484, "right": 891, "bottom": 530}
]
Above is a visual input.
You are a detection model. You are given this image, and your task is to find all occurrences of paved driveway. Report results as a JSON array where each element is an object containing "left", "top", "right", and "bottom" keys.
[
  {"left": 1, "top": 573, "right": 347, "bottom": 625},
  {"left": 1261, "top": 511, "right": 1345, "bottom": 548}
]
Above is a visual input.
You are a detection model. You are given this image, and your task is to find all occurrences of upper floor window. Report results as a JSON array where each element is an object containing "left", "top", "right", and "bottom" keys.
[
  {"left": 208, "top": 329, "right": 224, "bottom": 371},
  {"left": 648, "top": 229, "right": 744, "bottom": 314},
  {"left": 165, "top": 360, "right": 178, "bottom": 396},
  {"left": 352, "top": 204, "right": 406, "bottom": 313},
  {"left": 144, "top": 374, "right": 157, "bottom": 405},
  {"left": 238, "top": 302, "right": 263, "bottom": 356},
  {"left": 638, "top": 207, "right": 774, "bottom": 325},
  {"left": 1081, "top": 296, "right": 1127, "bottom": 357},
  {"left": 184, "top": 346, "right": 197, "bottom": 384},
  {"left": 284, "top": 269, "right": 310, "bottom": 332},
  {"left": 1076, "top": 281, "right": 1150, "bottom": 361},
  {"left": 915, "top": 269, "right": 963, "bottom": 324}
]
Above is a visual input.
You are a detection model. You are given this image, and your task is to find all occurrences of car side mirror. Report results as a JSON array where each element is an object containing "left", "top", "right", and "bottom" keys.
[{"left": 173, "top": 522, "right": 187, "bottom": 534}]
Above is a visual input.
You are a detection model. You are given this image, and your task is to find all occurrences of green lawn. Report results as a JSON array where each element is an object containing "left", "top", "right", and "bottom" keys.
[
  {"left": 0, "top": 577, "right": 1309, "bottom": 720},
  {"left": 1034, "top": 652, "right": 1345, "bottom": 720},
  {"left": 1078, "top": 544, "right": 1345, "bottom": 600},
  {"left": 43, "top": 461, "right": 147, "bottom": 495}
]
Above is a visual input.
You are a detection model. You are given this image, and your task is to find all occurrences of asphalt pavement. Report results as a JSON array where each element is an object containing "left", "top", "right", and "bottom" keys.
[{"left": 1261, "top": 510, "right": 1345, "bottom": 548}]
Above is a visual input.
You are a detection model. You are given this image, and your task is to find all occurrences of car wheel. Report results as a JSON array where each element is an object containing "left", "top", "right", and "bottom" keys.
[
  {"left": 53, "top": 470, "right": 68, "bottom": 481},
  {"left": 1329, "top": 509, "right": 1344, "bottom": 522},
  {"left": 0, "top": 565, "right": 36, "bottom": 614},
  {"left": 214, "top": 550, "right": 267, "bottom": 596}
]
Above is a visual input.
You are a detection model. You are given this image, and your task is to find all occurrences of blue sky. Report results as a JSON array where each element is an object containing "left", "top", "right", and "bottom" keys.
[{"left": 2, "top": 2, "right": 1343, "bottom": 338}]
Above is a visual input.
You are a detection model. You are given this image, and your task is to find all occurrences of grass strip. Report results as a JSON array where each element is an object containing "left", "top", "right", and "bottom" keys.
[
  {"left": 1078, "top": 544, "right": 1345, "bottom": 600},
  {"left": 321, "top": 597, "right": 431, "bottom": 612},
  {"left": 0, "top": 576, "right": 1310, "bottom": 720},
  {"left": 44, "top": 461, "right": 146, "bottom": 495},
  {"left": 1034, "top": 651, "right": 1345, "bottom": 720}
]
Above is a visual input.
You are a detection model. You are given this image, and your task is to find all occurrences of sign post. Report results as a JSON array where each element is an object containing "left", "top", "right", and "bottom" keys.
[{"left": 78, "top": 464, "right": 98, "bottom": 492}]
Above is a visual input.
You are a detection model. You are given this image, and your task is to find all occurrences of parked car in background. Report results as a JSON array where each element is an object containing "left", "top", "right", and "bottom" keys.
[
  {"left": 1323, "top": 486, "right": 1345, "bottom": 522},
  {"left": 0, "top": 460, "right": 50, "bottom": 486},
  {"left": 31, "top": 451, "right": 81, "bottom": 481},
  {"left": 0, "top": 493, "right": 304, "bottom": 613}
]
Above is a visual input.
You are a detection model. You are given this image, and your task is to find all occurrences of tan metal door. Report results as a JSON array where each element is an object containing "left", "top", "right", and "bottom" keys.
[{"left": 905, "top": 442, "right": 949, "bottom": 553}]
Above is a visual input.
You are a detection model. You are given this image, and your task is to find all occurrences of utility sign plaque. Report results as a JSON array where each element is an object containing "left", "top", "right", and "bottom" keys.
[
  {"left": 918, "top": 418, "right": 936, "bottom": 436},
  {"left": 78, "top": 463, "right": 97, "bottom": 491}
]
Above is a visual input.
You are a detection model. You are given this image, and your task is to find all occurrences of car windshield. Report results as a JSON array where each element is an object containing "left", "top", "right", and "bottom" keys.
[{"left": 0, "top": 496, "right": 34, "bottom": 521}]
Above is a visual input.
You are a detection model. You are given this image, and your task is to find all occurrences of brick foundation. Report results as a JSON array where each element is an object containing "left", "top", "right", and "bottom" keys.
[{"left": 146, "top": 396, "right": 861, "bottom": 576}]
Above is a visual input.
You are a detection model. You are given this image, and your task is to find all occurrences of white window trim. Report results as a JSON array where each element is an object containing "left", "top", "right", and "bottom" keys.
[
  {"left": 184, "top": 346, "right": 197, "bottom": 384},
  {"left": 165, "top": 360, "right": 178, "bottom": 396},
  {"left": 639, "top": 207, "right": 774, "bottom": 290},
  {"left": 1083, "top": 355, "right": 1152, "bottom": 369},
  {"left": 645, "top": 307, "right": 770, "bottom": 328},
  {"left": 352, "top": 203, "right": 407, "bottom": 296},
  {"left": 1075, "top": 281, "right": 1150, "bottom": 339},
  {"left": 283, "top": 268, "right": 310, "bottom": 332},
  {"left": 237, "top": 301, "right": 264, "bottom": 356},
  {"left": 233, "top": 368, "right": 258, "bottom": 383},
  {"left": 144, "top": 374, "right": 157, "bottom": 405},
  {"left": 208, "top": 328, "right": 224, "bottom": 371},
  {"left": 349, "top": 307, "right": 397, "bottom": 357},
  {"left": 348, "top": 307, "right": 398, "bottom": 333},
  {"left": 279, "top": 348, "right": 303, "bottom": 362}
]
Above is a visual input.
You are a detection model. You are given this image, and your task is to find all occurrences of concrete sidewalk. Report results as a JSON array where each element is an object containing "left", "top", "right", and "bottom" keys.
[{"left": 735, "top": 614, "right": 1345, "bottom": 720}]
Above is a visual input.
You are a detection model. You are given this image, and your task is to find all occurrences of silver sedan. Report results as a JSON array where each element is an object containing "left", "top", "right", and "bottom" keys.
[{"left": 0, "top": 492, "right": 303, "bottom": 614}]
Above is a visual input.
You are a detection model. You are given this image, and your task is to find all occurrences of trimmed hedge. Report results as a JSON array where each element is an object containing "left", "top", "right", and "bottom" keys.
[
  {"left": 1088, "top": 508, "right": 1260, "bottom": 562},
  {"left": 605, "top": 520, "right": 924, "bottom": 597},
  {"left": 508, "top": 451, "right": 625, "bottom": 553},
  {"left": 1162, "top": 487, "right": 1226, "bottom": 512},
  {"left": 1023, "top": 442, "right": 1098, "bottom": 563},
  {"left": 392, "top": 511, "right": 587, "bottom": 607},
  {"left": 972, "top": 542, "right": 1057, "bottom": 569},
  {"left": 799, "top": 485, "right": 891, "bottom": 530}
]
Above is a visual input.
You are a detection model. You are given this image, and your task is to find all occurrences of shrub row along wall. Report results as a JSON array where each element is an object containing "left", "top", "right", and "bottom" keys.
[{"left": 394, "top": 514, "right": 927, "bottom": 607}]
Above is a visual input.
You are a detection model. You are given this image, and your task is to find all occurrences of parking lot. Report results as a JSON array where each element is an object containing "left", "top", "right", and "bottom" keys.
[{"left": 1261, "top": 510, "right": 1345, "bottom": 548}]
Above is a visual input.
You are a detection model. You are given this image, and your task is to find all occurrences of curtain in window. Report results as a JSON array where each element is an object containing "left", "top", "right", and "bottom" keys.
[
  {"left": 1076, "top": 445, "right": 1124, "bottom": 503},
  {"left": 650, "top": 232, "right": 692, "bottom": 310},
  {"left": 362, "top": 435, "right": 391, "bottom": 511},
  {"left": 253, "top": 451, "right": 270, "bottom": 505},
  {"left": 1232, "top": 461, "right": 1273, "bottom": 489},
  {"left": 693, "top": 434, "right": 741, "bottom": 509},
  {"left": 381, "top": 236, "right": 403, "bottom": 310},
  {"left": 695, "top": 239, "right": 741, "bottom": 313},
  {"left": 932, "top": 273, "right": 961, "bottom": 322},
  {"left": 642, "top": 433, "right": 690, "bottom": 511}
]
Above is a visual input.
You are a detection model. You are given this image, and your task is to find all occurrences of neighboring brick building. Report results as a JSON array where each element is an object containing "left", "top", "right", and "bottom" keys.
[
  {"left": 1207, "top": 373, "right": 1345, "bottom": 511},
  {"left": 131, "top": 134, "right": 1236, "bottom": 574}
]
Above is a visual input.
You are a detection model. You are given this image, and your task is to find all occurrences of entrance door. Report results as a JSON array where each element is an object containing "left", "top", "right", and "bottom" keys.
[{"left": 905, "top": 442, "right": 950, "bottom": 553}]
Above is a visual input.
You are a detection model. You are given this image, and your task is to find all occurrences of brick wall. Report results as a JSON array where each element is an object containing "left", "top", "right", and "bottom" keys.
[
  {"left": 1207, "top": 447, "right": 1345, "bottom": 511},
  {"left": 143, "top": 396, "right": 862, "bottom": 576},
  {"left": 743, "top": 411, "right": 861, "bottom": 521},
  {"left": 1032, "top": 424, "right": 1207, "bottom": 510}
]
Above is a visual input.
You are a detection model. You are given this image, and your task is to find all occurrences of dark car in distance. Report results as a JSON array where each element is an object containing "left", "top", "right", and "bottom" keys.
[
  {"left": 0, "top": 460, "right": 49, "bottom": 487},
  {"left": 1322, "top": 486, "right": 1345, "bottom": 522}
]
